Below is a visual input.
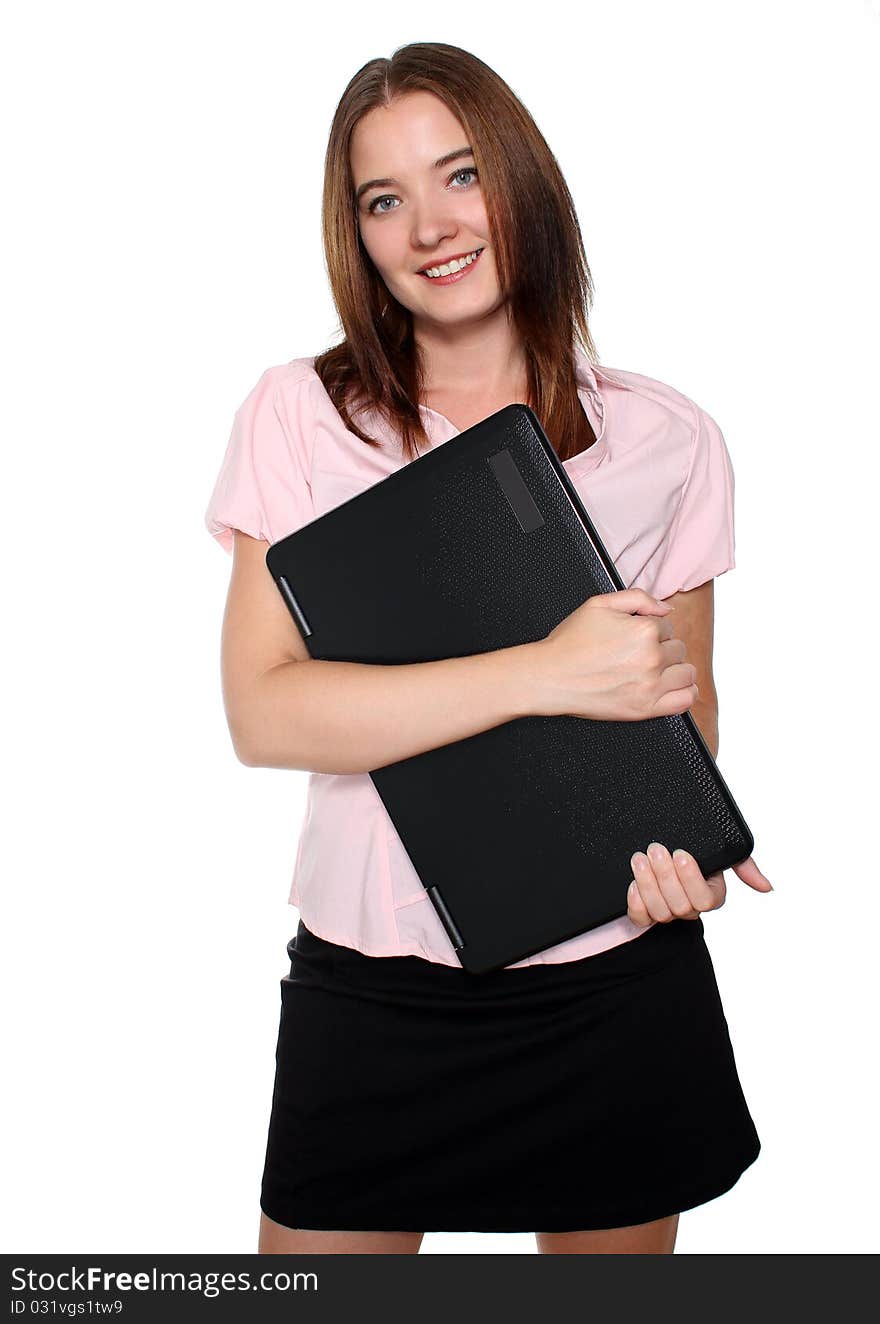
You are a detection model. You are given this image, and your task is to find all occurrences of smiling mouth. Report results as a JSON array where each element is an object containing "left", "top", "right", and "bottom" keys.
[{"left": 417, "top": 247, "right": 485, "bottom": 280}]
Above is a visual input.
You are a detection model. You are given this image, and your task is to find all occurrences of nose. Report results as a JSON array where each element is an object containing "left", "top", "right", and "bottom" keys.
[{"left": 409, "top": 204, "right": 458, "bottom": 257}]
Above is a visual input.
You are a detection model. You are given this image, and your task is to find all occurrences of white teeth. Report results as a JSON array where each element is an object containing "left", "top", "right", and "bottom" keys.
[{"left": 422, "top": 248, "right": 483, "bottom": 278}]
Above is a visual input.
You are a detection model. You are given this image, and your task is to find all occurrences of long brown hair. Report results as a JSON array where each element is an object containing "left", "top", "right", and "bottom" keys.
[{"left": 313, "top": 42, "right": 600, "bottom": 464}]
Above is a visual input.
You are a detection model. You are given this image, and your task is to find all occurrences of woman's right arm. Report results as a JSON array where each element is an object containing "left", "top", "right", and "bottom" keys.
[{"left": 221, "top": 531, "right": 697, "bottom": 775}]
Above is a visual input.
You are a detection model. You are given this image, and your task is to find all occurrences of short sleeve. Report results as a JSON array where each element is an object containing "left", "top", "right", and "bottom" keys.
[
  {"left": 204, "top": 365, "right": 315, "bottom": 555},
  {"left": 650, "top": 404, "right": 736, "bottom": 599}
]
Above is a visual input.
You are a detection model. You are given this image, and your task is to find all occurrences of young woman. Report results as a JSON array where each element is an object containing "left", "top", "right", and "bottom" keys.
[{"left": 205, "top": 42, "right": 772, "bottom": 1255}]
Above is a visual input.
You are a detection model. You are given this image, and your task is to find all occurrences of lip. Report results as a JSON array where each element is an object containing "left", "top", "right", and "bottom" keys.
[{"left": 417, "top": 247, "right": 485, "bottom": 284}]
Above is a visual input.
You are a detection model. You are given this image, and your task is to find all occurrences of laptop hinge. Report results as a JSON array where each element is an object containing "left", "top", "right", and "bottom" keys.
[
  {"left": 427, "top": 886, "right": 465, "bottom": 951},
  {"left": 277, "top": 575, "right": 312, "bottom": 637}
]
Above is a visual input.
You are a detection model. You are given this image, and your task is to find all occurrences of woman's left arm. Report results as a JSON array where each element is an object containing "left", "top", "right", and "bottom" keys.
[
  {"left": 665, "top": 579, "right": 719, "bottom": 758},
  {"left": 626, "top": 579, "right": 773, "bottom": 925}
]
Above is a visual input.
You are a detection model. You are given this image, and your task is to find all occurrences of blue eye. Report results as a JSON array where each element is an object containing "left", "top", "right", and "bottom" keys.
[
  {"left": 366, "top": 166, "right": 479, "bottom": 215},
  {"left": 368, "top": 195, "right": 397, "bottom": 216}
]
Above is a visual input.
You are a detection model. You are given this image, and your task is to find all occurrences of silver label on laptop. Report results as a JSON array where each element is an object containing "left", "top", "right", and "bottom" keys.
[{"left": 486, "top": 448, "right": 545, "bottom": 534}]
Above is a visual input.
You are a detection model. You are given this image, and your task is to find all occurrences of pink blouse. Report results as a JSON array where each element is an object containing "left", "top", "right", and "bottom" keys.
[{"left": 205, "top": 344, "right": 736, "bottom": 968}]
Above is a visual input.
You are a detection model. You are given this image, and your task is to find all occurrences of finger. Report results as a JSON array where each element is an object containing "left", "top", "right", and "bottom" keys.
[
  {"left": 645, "top": 842, "right": 702, "bottom": 920},
  {"left": 630, "top": 850, "right": 675, "bottom": 922},
  {"left": 733, "top": 856, "right": 774, "bottom": 892},
  {"left": 626, "top": 878, "right": 653, "bottom": 927},
  {"left": 704, "top": 869, "right": 727, "bottom": 904},
  {"left": 670, "top": 849, "right": 724, "bottom": 913}
]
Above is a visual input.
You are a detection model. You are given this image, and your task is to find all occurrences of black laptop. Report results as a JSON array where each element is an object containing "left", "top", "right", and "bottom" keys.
[{"left": 266, "top": 404, "right": 753, "bottom": 973}]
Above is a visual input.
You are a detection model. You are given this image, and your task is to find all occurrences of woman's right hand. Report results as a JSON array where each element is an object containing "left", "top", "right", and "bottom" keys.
[{"left": 528, "top": 588, "right": 698, "bottom": 722}]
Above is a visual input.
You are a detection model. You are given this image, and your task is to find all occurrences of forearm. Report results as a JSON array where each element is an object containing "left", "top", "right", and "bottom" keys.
[{"left": 236, "top": 642, "right": 546, "bottom": 774}]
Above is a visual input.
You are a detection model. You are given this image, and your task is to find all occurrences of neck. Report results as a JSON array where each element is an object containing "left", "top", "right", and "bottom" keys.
[{"left": 413, "top": 311, "right": 528, "bottom": 399}]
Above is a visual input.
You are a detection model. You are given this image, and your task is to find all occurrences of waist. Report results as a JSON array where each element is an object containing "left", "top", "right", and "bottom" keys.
[{"left": 283, "top": 914, "right": 707, "bottom": 1010}]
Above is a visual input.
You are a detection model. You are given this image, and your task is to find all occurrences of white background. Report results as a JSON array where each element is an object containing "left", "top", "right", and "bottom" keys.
[{"left": 4, "top": 0, "right": 878, "bottom": 1255}]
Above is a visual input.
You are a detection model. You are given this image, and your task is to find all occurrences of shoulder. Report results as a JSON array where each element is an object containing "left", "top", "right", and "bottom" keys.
[
  {"left": 593, "top": 362, "right": 725, "bottom": 471},
  {"left": 233, "top": 356, "right": 330, "bottom": 465},
  {"left": 240, "top": 355, "right": 321, "bottom": 410},
  {"left": 594, "top": 362, "right": 712, "bottom": 427},
  {"left": 590, "top": 367, "right": 736, "bottom": 599}
]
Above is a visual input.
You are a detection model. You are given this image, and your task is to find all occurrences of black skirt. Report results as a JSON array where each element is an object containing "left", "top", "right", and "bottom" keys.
[{"left": 260, "top": 916, "right": 761, "bottom": 1234}]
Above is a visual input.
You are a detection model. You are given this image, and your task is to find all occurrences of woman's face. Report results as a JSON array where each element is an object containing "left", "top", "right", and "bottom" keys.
[{"left": 351, "top": 90, "right": 503, "bottom": 331}]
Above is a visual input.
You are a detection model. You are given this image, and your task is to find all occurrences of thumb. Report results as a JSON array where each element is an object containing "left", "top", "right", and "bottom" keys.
[
  {"left": 601, "top": 588, "right": 674, "bottom": 616},
  {"left": 733, "top": 856, "right": 774, "bottom": 892}
]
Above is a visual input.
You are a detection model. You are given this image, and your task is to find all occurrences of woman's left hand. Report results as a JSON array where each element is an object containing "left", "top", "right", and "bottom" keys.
[{"left": 627, "top": 843, "right": 773, "bottom": 926}]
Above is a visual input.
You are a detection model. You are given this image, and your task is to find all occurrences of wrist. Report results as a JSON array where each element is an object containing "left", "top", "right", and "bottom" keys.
[{"left": 504, "top": 639, "right": 555, "bottom": 720}]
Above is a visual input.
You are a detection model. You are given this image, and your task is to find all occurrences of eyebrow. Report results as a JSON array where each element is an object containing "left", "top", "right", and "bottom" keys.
[{"left": 355, "top": 145, "right": 475, "bottom": 204}]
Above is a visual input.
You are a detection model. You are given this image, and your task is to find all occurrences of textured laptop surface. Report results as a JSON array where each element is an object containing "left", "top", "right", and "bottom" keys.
[{"left": 266, "top": 405, "right": 752, "bottom": 973}]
